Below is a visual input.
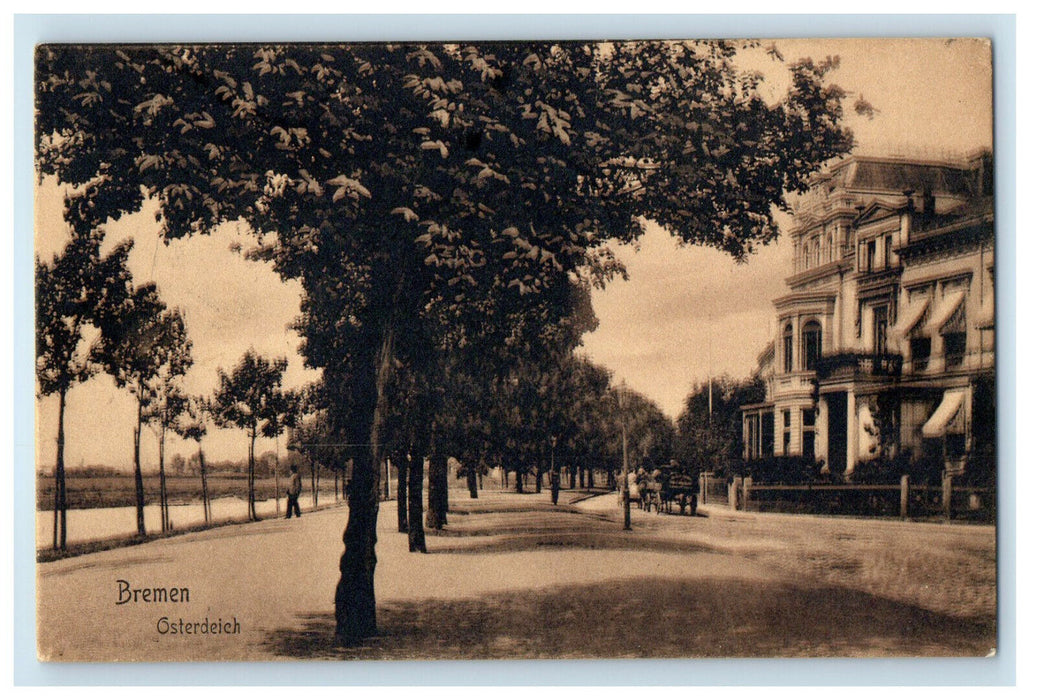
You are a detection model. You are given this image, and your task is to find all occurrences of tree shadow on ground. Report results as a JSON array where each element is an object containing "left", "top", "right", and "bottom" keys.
[
  {"left": 260, "top": 576, "right": 995, "bottom": 660},
  {"left": 426, "top": 531, "right": 715, "bottom": 556}
]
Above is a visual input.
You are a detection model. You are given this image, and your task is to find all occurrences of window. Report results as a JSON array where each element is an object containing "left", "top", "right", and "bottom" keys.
[
  {"left": 866, "top": 240, "right": 876, "bottom": 272},
  {"left": 944, "top": 332, "right": 966, "bottom": 368},
  {"left": 802, "top": 409, "right": 816, "bottom": 459},
  {"left": 782, "top": 410, "right": 792, "bottom": 455},
  {"left": 762, "top": 412, "right": 775, "bottom": 456},
  {"left": 802, "top": 321, "right": 822, "bottom": 371},
  {"left": 745, "top": 415, "right": 759, "bottom": 459},
  {"left": 873, "top": 306, "right": 889, "bottom": 355},
  {"left": 783, "top": 323, "right": 793, "bottom": 373},
  {"left": 910, "top": 337, "right": 932, "bottom": 372},
  {"left": 884, "top": 236, "right": 894, "bottom": 268}
]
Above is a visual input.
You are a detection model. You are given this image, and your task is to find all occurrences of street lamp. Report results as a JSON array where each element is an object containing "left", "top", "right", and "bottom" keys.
[{"left": 618, "top": 382, "right": 631, "bottom": 531}]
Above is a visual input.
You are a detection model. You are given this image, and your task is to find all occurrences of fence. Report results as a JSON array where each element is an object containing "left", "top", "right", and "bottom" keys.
[
  {"left": 698, "top": 474, "right": 994, "bottom": 522},
  {"left": 699, "top": 474, "right": 729, "bottom": 505}
]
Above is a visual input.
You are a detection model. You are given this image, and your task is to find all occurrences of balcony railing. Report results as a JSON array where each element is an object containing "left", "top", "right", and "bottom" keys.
[{"left": 815, "top": 353, "right": 903, "bottom": 381}]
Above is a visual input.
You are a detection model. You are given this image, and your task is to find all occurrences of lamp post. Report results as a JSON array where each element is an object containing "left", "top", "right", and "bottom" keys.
[{"left": 619, "top": 383, "right": 631, "bottom": 531}]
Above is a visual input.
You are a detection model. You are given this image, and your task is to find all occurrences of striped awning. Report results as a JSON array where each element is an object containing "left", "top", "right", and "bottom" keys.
[
  {"left": 926, "top": 290, "right": 966, "bottom": 334},
  {"left": 922, "top": 389, "right": 966, "bottom": 438},
  {"left": 894, "top": 296, "right": 930, "bottom": 337}
]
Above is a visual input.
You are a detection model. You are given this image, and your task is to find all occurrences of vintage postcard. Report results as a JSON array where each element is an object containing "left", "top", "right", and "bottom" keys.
[{"left": 34, "top": 37, "right": 996, "bottom": 662}]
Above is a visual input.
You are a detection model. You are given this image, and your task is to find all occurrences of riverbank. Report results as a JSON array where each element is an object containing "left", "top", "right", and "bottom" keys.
[
  {"left": 36, "top": 492, "right": 353, "bottom": 561},
  {"left": 36, "top": 473, "right": 343, "bottom": 511}
]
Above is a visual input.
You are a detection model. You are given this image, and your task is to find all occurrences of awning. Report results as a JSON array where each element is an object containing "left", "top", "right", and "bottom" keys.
[
  {"left": 922, "top": 389, "right": 966, "bottom": 438},
  {"left": 857, "top": 403, "right": 880, "bottom": 460},
  {"left": 926, "top": 290, "right": 966, "bottom": 334},
  {"left": 893, "top": 296, "right": 930, "bottom": 337}
]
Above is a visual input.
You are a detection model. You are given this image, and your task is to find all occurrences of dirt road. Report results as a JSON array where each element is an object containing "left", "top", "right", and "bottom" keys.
[{"left": 36, "top": 488, "right": 996, "bottom": 661}]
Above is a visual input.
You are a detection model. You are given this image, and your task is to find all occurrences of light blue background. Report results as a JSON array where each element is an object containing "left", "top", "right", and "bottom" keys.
[{"left": 13, "top": 13, "right": 1017, "bottom": 686}]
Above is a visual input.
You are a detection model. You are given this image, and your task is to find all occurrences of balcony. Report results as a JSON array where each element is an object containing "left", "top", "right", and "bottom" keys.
[{"left": 815, "top": 353, "right": 903, "bottom": 382}]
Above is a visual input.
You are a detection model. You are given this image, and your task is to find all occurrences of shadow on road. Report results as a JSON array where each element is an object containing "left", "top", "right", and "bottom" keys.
[
  {"left": 426, "top": 531, "right": 714, "bottom": 556},
  {"left": 260, "top": 576, "right": 995, "bottom": 660}
]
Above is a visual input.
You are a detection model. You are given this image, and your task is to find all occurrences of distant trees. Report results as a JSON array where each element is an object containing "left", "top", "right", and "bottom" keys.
[
  {"left": 141, "top": 310, "right": 193, "bottom": 532},
  {"left": 35, "top": 229, "right": 134, "bottom": 549},
  {"left": 211, "top": 350, "right": 290, "bottom": 521},
  {"left": 675, "top": 375, "right": 765, "bottom": 477},
  {"left": 94, "top": 280, "right": 190, "bottom": 537}
]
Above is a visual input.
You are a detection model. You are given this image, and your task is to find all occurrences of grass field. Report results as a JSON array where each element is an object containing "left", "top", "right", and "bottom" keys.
[{"left": 36, "top": 472, "right": 345, "bottom": 510}]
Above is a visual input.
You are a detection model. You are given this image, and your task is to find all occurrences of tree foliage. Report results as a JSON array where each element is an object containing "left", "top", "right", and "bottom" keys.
[
  {"left": 211, "top": 349, "right": 290, "bottom": 520},
  {"left": 93, "top": 278, "right": 191, "bottom": 536},
  {"left": 675, "top": 374, "right": 765, "bottom": 476}
]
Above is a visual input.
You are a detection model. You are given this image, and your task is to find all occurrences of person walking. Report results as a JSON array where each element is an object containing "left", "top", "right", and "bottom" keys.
[{"left": 285, "top": 465, "right": 302, "bottom": 519}]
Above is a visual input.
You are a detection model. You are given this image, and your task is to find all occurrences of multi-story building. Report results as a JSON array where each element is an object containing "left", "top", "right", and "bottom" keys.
[{"left": 741, "top": 152, "right": 994, "bottom": 481}]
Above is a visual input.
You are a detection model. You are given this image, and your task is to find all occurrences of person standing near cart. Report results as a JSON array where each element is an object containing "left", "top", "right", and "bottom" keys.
[{"left": 286, "top": 465, "right": 302, "bottom": 519}]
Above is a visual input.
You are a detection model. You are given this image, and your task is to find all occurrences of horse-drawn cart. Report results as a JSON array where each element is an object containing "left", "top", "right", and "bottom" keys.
[{"left": 658, "top": 470, "right": 698, "bottom": 515}]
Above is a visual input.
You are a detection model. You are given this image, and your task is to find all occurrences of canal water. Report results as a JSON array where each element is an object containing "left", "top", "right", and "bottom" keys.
[{"left": 36, "top": 495, "right": 342, "bottom": 547}]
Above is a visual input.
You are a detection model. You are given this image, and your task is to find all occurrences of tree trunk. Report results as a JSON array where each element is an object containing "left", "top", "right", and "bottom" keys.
[
  {"left": 316, "top": 462, "right": 321, "bottom": 507},
  {"left": 334, "top": 322, "right": 394, "bottom": 645},
  {"left": 515, "top": 461, "right": 524, "bottom": 493},
  {"left": 247, "top": 427, "right": 258, "bottom": 521},
  {"left": 133, "top": 397, "right": 146, "bottom": 537},
  {"left": 426, "top": 453, "right": 448, "bottom": 530},
  {"left": 274, "top": 437, "right": 281, "bottom": 516},
  {"left": 158, "top": 424, "right": 169, "bottom": 532},
  {"left": 587, "top": 460, "right": 595, "bottom": 489},
  {"left": 466, "top": 460, "right": 479, "bottom": 499},
  {"left": 311, "top": 459, "right": 318, "bottom": 508},
  {"left": 396, "top": 455, "right": 408, "bottom": 533},
  {"left": 199, "top": 446, "right": 210, "bottom": 524},
  {"left": 407, "top": 453, "right": 426, "bottom": 552},
  {"left": 54, "top": 386, "right": 68, "bottom": 550},
  {"left": 535, "top": 462, "right": 543, "bottom": 493},
  {"left": 579, "top": 460, "right": 585, "bottom": 489}
]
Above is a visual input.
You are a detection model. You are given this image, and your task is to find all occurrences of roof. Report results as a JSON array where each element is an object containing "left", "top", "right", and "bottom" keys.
[
  {"left": 814, "top": 154, "right": 983, "bottom": 198},
  {"left": 849, "top": 160, "right": 974, "bottom": 196}
]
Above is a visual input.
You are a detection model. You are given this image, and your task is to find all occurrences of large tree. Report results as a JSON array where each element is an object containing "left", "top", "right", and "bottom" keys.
[
  {"left": 36, "top": 41, "right": 854, "bottom": 641},
  {"left": 35, "top": 229, "right": 134, "bottom": 549}
]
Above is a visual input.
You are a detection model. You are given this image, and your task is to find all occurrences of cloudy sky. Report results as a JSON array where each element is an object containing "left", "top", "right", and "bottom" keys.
[{"left": 34, "top": 38, "right": 993, "bottom": 469}]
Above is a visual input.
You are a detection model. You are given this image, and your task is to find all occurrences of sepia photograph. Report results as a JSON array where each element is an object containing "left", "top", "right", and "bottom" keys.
[{"left": 31, "top": 35, "right": 998, "bottom": 664}]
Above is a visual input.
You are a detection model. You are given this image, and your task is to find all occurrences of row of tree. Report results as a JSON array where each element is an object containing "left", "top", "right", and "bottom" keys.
[
  {"left": 35, "top": 225, "right": 306, "bottom": 545},
  {"left": 36, "top": 40, "right": 857, "bottom": 642}
]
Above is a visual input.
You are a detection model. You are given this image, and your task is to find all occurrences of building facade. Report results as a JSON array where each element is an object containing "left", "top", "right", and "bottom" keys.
[{"left": 742, "top": 152, "right": 994, "bottom": 482}]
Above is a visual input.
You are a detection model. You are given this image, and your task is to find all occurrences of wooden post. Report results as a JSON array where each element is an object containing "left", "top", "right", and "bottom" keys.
[
  {"left": 743, "top": 477, "right": 753, "bottom": 511},
  {"left": 730, "top": 477, "right": 742, "bottom": 510},
  {"left": 942, "top": 473, "right": 953, "bottom": 521},
  {"left": 900, "top": 474, "right": 910, "bottom": 519},
  {"left": 699, "top": 473, "right": 706, "bottom": 505}
]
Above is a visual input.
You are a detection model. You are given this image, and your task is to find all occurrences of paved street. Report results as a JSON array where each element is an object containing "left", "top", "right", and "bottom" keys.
[{"left": 36, "top": 488, "right": 996, "bottom": 660}]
